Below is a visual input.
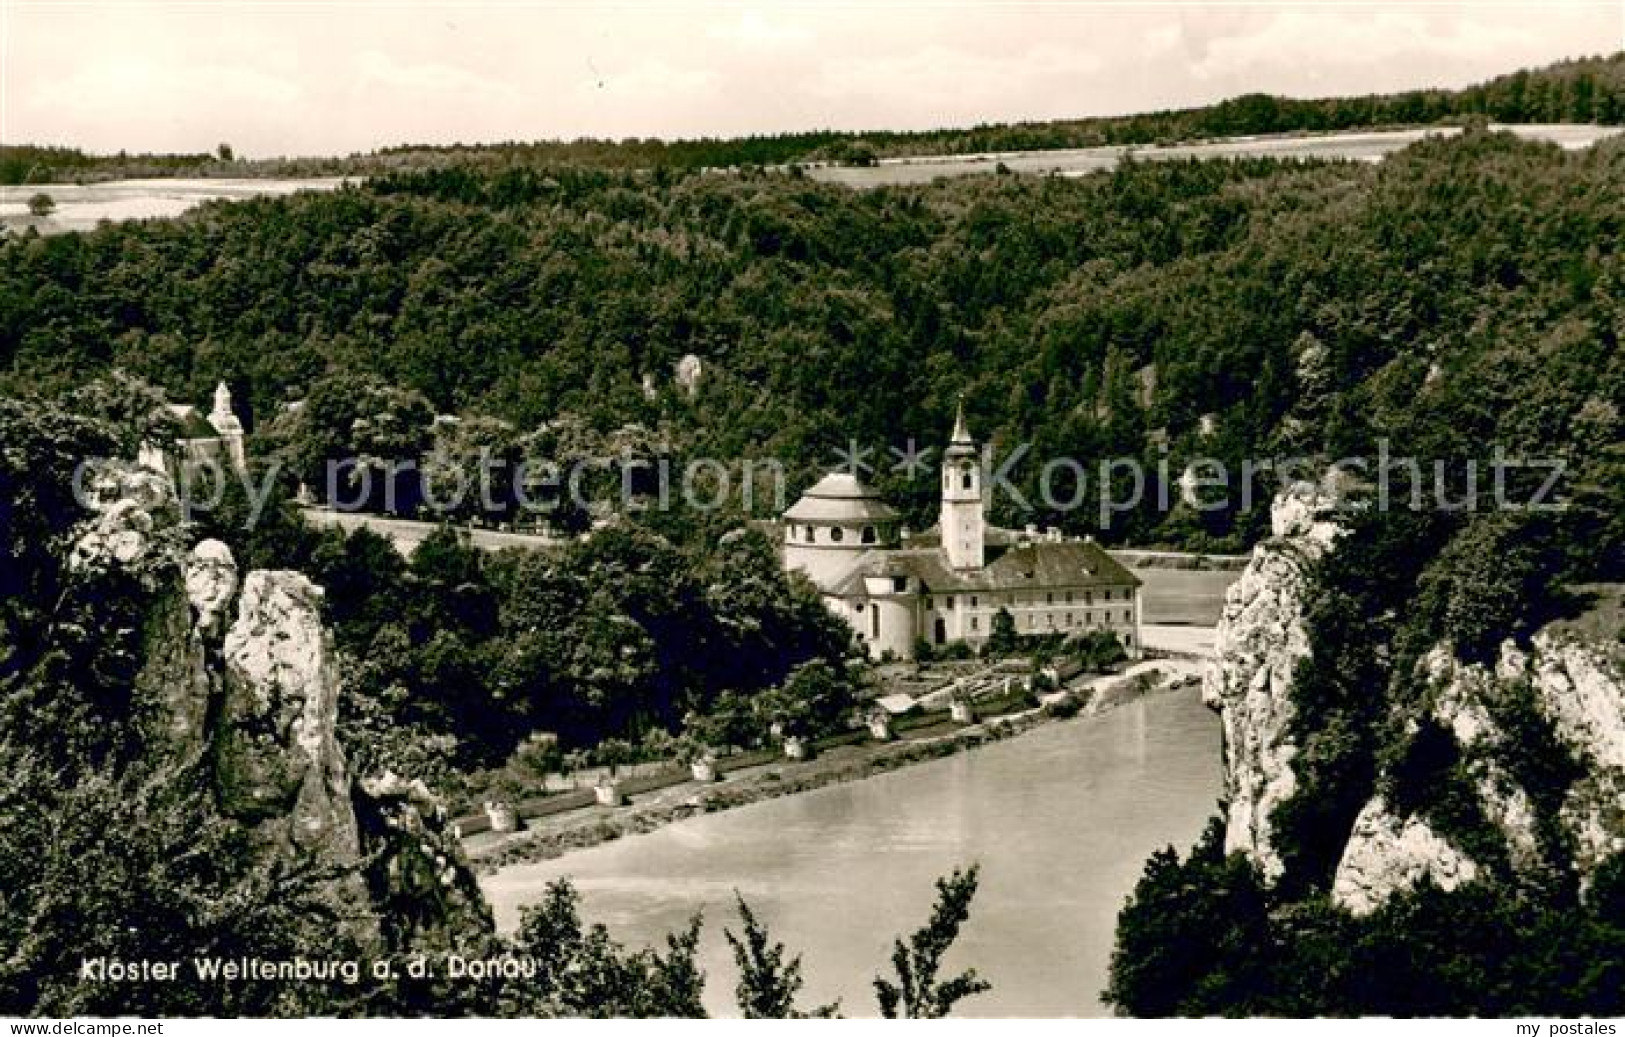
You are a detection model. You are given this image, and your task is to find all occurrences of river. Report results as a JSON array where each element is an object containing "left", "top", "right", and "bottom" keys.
[{"left": 480, "top": 685, "right": 1222, "bottom": 1017}]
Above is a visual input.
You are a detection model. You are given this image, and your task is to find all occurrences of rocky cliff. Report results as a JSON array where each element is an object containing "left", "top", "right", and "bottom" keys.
[
  {"left": 1330, "top": 796, "right": 1482, "bottom": 916},
  {"left": 1206, "top": 485, "right": 1625, "bottom": 913},
  {"left": 1331, "top": 634, "right": 1625, "bottom": 914},
  {"left": 68, "top": 459, "right": 488, "bottom": 946},
  {"left": 1203, "top": 482, "right": 1343, "bottom": 882}
]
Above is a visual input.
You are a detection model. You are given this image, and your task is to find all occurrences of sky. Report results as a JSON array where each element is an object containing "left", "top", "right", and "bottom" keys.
[{"left": 2, "top": 1, "right": 1622, "bottom": 157}]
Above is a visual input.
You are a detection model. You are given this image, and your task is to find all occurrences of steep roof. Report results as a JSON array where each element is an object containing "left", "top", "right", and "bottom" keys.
[
  {"left": 782, "top": 472, "right": 901, "bottom": 523},
  {"left": 946, "top": 398, "right": 976, "bottom": 459},
  {"left": 983, "top": 539, "right": 1141, "bottom": 591},
  {"left": 905, "top": 524, "right": 1022, "bottom": 550},
  {"left": 166, "top": 404, "right": 220, "bottom": 440}
]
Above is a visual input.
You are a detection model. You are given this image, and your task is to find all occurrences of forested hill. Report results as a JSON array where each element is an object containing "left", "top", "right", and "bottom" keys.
[
  {"left": 2, "top": 127, "right": 1622, "bottom": 555},
  {"left": 4, "top": 51, "right": 1625, "bottom": 183},
  {"left": 1098, "top": 140, "right": 1625, "bottom": 1020}
]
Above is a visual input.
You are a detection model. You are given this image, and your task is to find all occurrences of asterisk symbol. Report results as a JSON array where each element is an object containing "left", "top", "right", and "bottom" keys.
[
  {"left": 889, "top": 438, "right": 936, "bottom": 481},
  {"left": 831, "top": 439, "right": 875, "bottom": 477}
]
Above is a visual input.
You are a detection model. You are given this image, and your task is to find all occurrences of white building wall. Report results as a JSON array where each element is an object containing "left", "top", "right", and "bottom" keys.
[
  {"left": 868, "top": 596, "right": 917, "bottom": 661},
  {"left": 931, "top": 584, "right": 1142, "bottom": 654},
  {"left": 783, "top": 522, "right": 873, "bottom": 589},
  {"left": 822, "top": 578, "right": 1141, "bottom": 661}
]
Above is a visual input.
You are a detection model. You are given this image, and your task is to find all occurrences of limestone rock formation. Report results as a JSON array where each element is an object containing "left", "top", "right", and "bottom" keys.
[
  {"left": 1497, "top": 635, "right": 1625, "bottom": 879},
  {"left": 1324, "top": 631, "right": 1625, "bottom": 915},
  {"left": 1203, "top": 482, "right": 1343, "bottom": 880},
  {"left": 65, "top": 461, "right": 208, "bottom": 751},
  {"left": 185, "top": 538, "right": 238, "bottom": 635},
  {"left": 675, "top": 353, "right": 704, "bottom": 398},
  {"left": 65, "top": 459, "right": 489, "bottom": 946},
  {"left": 1417, "top": 645, "right": 1542, "bottom": 870},
  {"left": 1206, "top": 482, "right": 1624, "bottom": 913},
  {"left": 220, "top": 570, "right": 361, "bottom": 863},
  {"left": 1514, "top": 635, "right": 1625, "bottom": 773},
  {"left": 1332, "top": 797, "right": 1480, "bottom": 916},
  {"left": 67, "top": 461, "right": 186, "bottom": 582}
]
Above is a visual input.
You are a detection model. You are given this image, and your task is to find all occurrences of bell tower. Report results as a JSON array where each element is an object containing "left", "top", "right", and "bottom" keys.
[
  {"left": 940, "top": 398, "right": 984, "bottom": 571},
  {"left": 207, "top": 381, "right": 247, "bottom": 473}
]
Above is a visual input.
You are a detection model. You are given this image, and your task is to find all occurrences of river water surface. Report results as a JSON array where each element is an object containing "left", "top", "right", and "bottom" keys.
[{"left": 481, "top": 686, "right": 1222, "bottom": 1017}]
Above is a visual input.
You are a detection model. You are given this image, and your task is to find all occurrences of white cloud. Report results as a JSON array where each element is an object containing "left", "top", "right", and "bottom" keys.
[
  {"left": 27, "top": 58, "right": 300, "bottom": 117},
  {"left": 18, "top": 57, "right": 302, "bottom": 155},
  {"left": 1165, "top": 6, "right": 1608, "bottom": 96},
  {"left": 352, "top": 50, "right": 519, "bottom": 102},
  {"left": 1188, "top": 9, "right": 1522, "bottom": 83},
  {"left": 707, "top": 10, "right": 814, "bottom": 50},
  {"left": 811, "top": 42, "right": 1106, "bottom": 128},
  {"left": 586, "top": 58, "right": 719, "bottom": 101}
]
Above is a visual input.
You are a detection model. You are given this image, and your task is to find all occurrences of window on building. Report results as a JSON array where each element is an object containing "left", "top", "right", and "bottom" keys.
[
  {"left": 961, "top": 471, "right": 973, "bottom": 490},
  {"left": 1124, "top": 610, "right": 1132, "bottom": 623},
  {"left": 1066, "top": 613, "right": 1073, "bottom": 626},
  {"left": 970, "top": 596, "right": 978, "bottom": 607},
  {"left": 893, "top": 576, "right": 907, "bottom": 593},
  {"left": 925, "top": 597, "right": 933, "bottom": 609},
  {"left": 1046, "top": 592, "right": 1054, "bottom": 604},
  {"left": 871, "top": 606, "right": 879, "bottom": 639},
  {"left": 970, "top": 617, "right": 979, "bottom": 631},
  {"left": 861, "top": 525, "right": 877, "bottom": 544},
  {"left": 1085, "top": 612, "right": 1093, "bottom": 625},
  {"left": 1047, "top": 614, "right": 1055, "bottom": 627},
  {"left": 830, "top": 526, "right": 844, "bottom": 543},
  {"left": 804, "top": 525, "right": 815, "bottom": 542},
  {"left": 945, "top": 596, "right": 955, "bottom": 609},
  {"left": 1065, "top": 591, "right": 1073, "bottom": 604},
  {"left": 1085, "top": 591, "right": 1093, "bottom": 605}
]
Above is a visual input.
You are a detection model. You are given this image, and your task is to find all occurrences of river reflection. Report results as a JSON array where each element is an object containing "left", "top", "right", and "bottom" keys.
[{"left": 481, "top": 686, "right": 1222, "bottom": 1017}]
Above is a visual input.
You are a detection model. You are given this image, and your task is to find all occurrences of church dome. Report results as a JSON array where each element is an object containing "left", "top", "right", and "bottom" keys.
[{"left": 782, "top": 472, "right": 900, "bottom": 523}]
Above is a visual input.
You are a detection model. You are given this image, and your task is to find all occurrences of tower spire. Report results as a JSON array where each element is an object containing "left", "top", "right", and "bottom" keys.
[
  {"left": 950, "top": 395, "right": 971, "bottom": 446},
  {"left": 940, "top": 394, "right": 983, "bottom": 570},
  {"left": 946, "top": 395, "right": 977, "bottom": 462}
]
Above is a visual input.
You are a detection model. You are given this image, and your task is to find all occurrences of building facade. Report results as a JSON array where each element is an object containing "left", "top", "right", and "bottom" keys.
[
  {"left": 137, "top": 382, "right": 248, "bottom": 477},
  {"left": 782, "top": 406, "right": 1143, "bottom": 661}
]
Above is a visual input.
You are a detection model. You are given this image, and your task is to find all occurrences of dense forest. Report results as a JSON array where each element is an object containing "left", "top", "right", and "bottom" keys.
[
  {"left": 0, "top": 384, "right": 988, "bottom": 1017},
  {"left": 1087, "top": 125, "right": 1625, "bottom": 1014},
  {"left": 3, "top": 57, "right": 1625, "bottom": 1015},
  {"left": 3, "top": 125, "right": 1623, "bottom": 554},
  {"left": 39, "top": 369, "right": 864, "bottom": 788},
  {"left": 5, "top": 51, "right": 1624, "bottom": 183},
  {"left": 202, "top": 476, "right": 863, "bottom": 782},
  {"left": 1105, "top": 500, "right": 1625, "bottom": 1015}
]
